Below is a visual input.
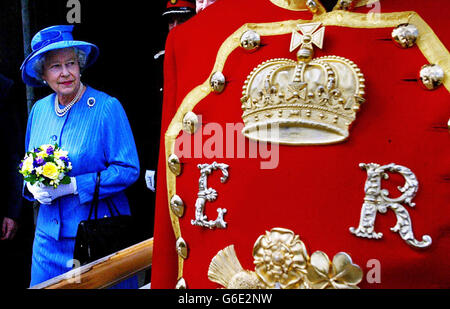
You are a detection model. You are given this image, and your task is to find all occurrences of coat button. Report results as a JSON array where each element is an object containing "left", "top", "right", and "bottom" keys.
[
  {"left": 391, "top": 23, "right": 419, "bottom": 48},
  {"left": 419, "top": 64, "right": 444, "bottom": 90},
  {"left": 168, "top": 153, "right": 182, "bottom": 176},
  {"left": 182, "top": 111, "right": 199, "bottom": 134},
  {"left": 240, "top": 30, "right": 261, "bottom": 51},
  {"left": 210, "top": 71, "right": 226, "bottom": 93},
  {"left": 50, "top": 135, "right": 57, "bottom": 142}
]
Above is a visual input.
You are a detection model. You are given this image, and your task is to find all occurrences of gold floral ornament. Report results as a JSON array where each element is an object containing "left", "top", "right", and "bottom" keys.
[
  {"left": 306, "top": 251, "right": 363, "bottom": 289},
  {"left": 253, "top": 228, "right": 309, "bottom": 289},
  {"left": 208, "top": 227, "right": 363, "bottom": 289}
]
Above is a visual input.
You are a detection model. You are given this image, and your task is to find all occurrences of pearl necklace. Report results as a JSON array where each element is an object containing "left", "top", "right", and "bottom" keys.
[{"left": 54, "top": 83, "right": 84, "bottom": 117}]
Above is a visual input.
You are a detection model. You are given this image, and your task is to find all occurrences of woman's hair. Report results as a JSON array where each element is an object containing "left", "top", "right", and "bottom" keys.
[{"left": 32, "top": 47, "right": 87, "bottom": 83}]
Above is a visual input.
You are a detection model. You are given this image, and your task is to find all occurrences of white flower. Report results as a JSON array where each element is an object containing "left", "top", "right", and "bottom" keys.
[
  {"left": 35, "top": 166, "right": 43, "bottom": 176},
  {"left": 21, "top": 156, "right": 34, "bottom": 173},
  {"left": 55, "top": 159, "right": 64, "bottom": 168},
  {"left": 54, "top": 149, "right": 68, "bottom": 157},
  {"left": 39, "top": 144, "right": 52, "bottom": 151}
]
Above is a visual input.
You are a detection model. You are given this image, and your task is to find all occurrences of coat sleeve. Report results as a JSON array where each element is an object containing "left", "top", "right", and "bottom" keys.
[{"left": 75, "top": 97, "right": 140, "bottom": 204}]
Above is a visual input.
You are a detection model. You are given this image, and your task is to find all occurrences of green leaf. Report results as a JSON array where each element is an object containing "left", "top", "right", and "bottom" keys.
[
  {"left": 24, "top": 176, "right": 33, "bottom": 182},
  {"left": 60, "top": 176, "right": 71, "bottom": 184}
]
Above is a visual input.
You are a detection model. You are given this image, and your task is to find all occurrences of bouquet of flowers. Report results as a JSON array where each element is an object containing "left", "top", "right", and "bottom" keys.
[{"left": 19, "top": 144, "right": 72, "bottom": 188}]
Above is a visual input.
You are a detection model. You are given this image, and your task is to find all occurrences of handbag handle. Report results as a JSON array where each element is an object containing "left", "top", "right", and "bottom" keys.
[{"left": 87, "top": 172, "right": 121, "bottom": 221}]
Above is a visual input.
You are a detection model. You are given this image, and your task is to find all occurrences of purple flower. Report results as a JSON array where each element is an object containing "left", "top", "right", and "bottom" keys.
[
  {"left": 59, "top": 156, "right": 69, "bottom": 164},
  {"left": 34, "top": 148, "right": 40, "bottom": 153},
  {"left": 33, "top": 157, "right": 45, "bottom": 167},
  {"left": 19, "top": 162, "right": 23, "bottom": 169},
  {"left": 46, "top": 145, "right": 54, "bottom": 155}
]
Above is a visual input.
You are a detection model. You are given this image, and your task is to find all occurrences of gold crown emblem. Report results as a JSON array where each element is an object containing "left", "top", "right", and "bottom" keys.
[{"left": 240, "top": 23, "right": 366, "bottom": 145}]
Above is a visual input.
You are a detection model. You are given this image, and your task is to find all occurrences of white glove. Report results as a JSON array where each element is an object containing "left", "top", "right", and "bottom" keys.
[
  {"left": 145, "top": 170, "right": 155, "bottom": 192},
  {"left": 26, "top": 177, "right": 77, "bottom": 205}
]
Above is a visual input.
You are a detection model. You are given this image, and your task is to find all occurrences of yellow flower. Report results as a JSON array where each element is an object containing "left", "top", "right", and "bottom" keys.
[{"left": 42, "top": 162, "right": 59, "bottom": 180}]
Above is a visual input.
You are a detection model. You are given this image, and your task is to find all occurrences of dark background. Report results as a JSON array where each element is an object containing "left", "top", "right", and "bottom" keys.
[{"left": 0, "top": 0, "right": 169, "bottom": 288}]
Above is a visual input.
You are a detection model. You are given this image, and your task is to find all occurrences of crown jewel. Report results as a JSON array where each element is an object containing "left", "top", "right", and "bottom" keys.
[{"left": 240, "top": 22, "right": 365, "bottom": 145}]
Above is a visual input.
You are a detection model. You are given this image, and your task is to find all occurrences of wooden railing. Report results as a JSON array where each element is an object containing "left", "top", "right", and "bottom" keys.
[{"left": 29, "top": 238, "right": 153, "bottom": 289}]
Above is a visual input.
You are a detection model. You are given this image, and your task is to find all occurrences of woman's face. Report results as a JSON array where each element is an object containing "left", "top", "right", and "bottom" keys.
[{"left": 42, "top": 48, "right": 81, "bottom": 100}]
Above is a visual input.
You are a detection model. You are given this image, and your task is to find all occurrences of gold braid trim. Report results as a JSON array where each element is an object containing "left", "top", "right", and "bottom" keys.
[
  {"left": 270, "top": 0, "right": 330, "bottom": 12},
  {"left": 164, "top": 84, "right": 210, "bottom": 280},
  {"left": 164, "top": 10, "right": 449, "bottom": 285}
]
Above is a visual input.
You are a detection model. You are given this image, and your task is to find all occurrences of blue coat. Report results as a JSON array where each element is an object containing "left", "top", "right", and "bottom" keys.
[{"left": 24, "top": 85, "right": 140, "bottom": 240}]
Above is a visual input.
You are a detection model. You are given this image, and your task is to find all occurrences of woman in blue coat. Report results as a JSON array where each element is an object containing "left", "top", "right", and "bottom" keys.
[{"left": 21, "top": 25, "right": 140, "bottom": 288}]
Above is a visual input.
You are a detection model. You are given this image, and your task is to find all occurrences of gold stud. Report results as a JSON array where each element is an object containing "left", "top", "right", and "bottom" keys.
[
  {"left": 392, "top": 23, "right": 419, "bottom": 48},
  {"left": 170, "top": 195, "right": 185, "bottom": 218},
  {"left": 306, "top": 0, "right": 318, "bottom": 13},
  {"left": 419, "top": 64, "right": 444, "bottom": 90},
  {"left": 168, "top": 153, "right": 182, "bottom": 176},
  {"left": 175, "top": 278, "right": 187, "bottom": 289},
  {"left": 333, "top": 0, "right": 354, "bottom": 10},
  {"left": 210, "top": 71, "right": 226, "bottom": 93},
  {"left": 176, "top": 237, "right": 188, "bottom": 259},
  {"left": 240, "top": 30, "right": 261, "bottom": 51},
  {"left": 182, "top": 111, "right": 199, "bottom": 134}
]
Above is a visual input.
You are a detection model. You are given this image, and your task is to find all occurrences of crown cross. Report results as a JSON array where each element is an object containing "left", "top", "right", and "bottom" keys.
[
  {"left": 290, "top": 22, "right": 325, "bottom": 52},
  {"left": 290, "top": 23, "right": 325, "bottom": 62}
]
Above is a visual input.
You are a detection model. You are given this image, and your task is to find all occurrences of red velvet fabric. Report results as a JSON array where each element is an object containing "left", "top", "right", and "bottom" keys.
[{"left": 152, "top": 0, "right": 450, "bottom": 289}]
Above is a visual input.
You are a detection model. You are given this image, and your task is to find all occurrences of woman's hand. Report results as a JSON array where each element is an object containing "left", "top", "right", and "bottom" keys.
[{"left": 26, "top": 177, "right": 77, "bottom": 204}]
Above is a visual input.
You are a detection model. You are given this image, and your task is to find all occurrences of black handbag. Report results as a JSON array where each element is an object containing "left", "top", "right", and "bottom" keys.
[{"left": 73, "top": 172, "right": 139, "bottom": 266}]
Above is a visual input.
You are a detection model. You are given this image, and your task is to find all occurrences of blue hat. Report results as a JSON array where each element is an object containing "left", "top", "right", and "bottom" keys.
[{"left": 20, "top": 25, "right": 99, "bottom": 87}]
